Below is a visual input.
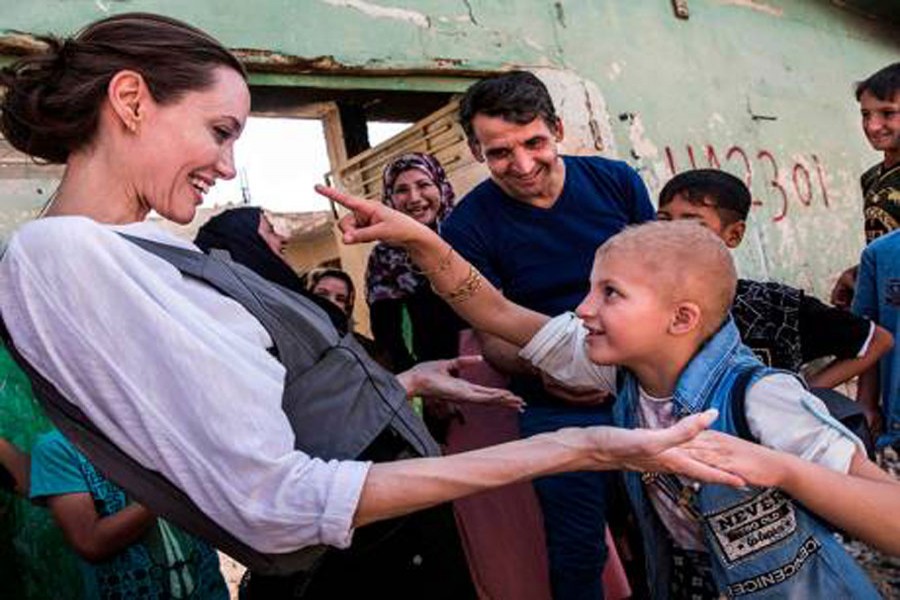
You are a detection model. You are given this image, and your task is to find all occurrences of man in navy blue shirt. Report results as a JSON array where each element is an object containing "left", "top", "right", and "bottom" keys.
[{"left": 441, "top": 71, "right": 654, "bottom": 600}]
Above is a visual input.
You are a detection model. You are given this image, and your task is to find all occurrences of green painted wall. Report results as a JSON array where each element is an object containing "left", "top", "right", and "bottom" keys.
[{"left": 1, "top": 0, "right": 898, "bottom": 296}]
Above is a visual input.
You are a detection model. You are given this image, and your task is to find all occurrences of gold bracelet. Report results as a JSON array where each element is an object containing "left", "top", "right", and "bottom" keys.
[
  {"left": 412, "top": 245, "right": 455, "bottom": 276},
  {"left": 435, "top": 264, "right": 483, "bottom": 304}
]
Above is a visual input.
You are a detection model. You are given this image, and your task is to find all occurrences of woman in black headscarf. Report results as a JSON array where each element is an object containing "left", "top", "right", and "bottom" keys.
[
  {"left": 194, "top": 206, "right": 350, "bottom": 333},
  {"left": 194, "top": 206, "right": 523, "bottom": 409}
]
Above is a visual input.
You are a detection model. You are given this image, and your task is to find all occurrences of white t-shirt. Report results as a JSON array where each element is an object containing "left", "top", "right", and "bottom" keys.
[
  {"left": 521, "top": 312, "right": 861, "bottom": 549},
  {"left": 0, "top": 216, "right": 370, "bottom": 553}
]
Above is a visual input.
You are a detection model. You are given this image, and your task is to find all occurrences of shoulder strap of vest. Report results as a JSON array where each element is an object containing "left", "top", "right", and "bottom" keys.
[
  {"left": 0, "top": 315, "right": 328, "bottom": 575},
  {"left": 119, "top": 233, "right": 338, "bottom": 358},
  {"left": 730, "top": 365, "right": 766, "bottom": 443}
]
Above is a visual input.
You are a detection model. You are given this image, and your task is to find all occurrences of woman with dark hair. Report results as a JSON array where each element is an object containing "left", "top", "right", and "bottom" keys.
[
  {"left": 0, "top": 12, "right": 739, "bottom": 599},
  {"left": 307, "top": 267, "right": 357, "bottom": 319},
  {"left": 196, "top": 208, "right": 513, "bottom": 412},
  {"left": 366, "top": 153, "right": 465, "bottom": 373},
  {"left": 195, "top": 206, "right": 350, "bottom": 332}
]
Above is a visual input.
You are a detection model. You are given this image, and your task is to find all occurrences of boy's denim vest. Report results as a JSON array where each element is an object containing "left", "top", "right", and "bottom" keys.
[{"left": 613, "top": 318, "right": 879, "bottom": 599}]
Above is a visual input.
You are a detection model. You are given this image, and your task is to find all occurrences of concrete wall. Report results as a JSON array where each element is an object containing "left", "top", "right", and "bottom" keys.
[{"left": 2, "top": 0, "right": 898, "bottom": 297}]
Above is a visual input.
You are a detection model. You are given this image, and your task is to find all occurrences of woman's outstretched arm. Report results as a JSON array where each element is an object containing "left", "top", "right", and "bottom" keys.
[{"left": 354, "top": 409, "right": 744, "bottom": 526}]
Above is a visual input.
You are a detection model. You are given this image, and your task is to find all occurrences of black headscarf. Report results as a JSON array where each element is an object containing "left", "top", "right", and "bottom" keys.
[{"left": 194, "top": 207, "right": 349, "bottom": 333}]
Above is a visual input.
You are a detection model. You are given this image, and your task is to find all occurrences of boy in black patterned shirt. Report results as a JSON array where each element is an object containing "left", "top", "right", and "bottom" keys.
[{"left": 656, "top": 169, "right": 892, "bottom": 394}]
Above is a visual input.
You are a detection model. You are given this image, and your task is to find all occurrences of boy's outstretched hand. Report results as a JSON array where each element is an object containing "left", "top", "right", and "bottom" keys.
[
  {"left": 680, "top": 429, "right": 788, "bottom": 489},
  {"left": 315, "top": 184, "right": 429, "bottom": 247},
  {"left": 585, "top": 409, "right": 746, "bottom": 487}
]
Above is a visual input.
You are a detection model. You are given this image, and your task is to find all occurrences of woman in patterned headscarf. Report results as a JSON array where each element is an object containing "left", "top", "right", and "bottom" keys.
[{"left": 366, "top": 153, "right": 464, "bottom": 373}]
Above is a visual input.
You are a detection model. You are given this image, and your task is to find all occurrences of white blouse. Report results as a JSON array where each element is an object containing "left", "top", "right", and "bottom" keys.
[{"left": 0, "top": 216, "right": 370, "bottom": 553}]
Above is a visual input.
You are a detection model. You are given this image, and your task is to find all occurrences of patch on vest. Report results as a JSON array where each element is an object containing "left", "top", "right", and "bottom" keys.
[
  {"left": 706, "top": 488, "right": 796, "bottom": 563},
  {"left": 726, "top": 537, "right": 821, "bottom": 596}
]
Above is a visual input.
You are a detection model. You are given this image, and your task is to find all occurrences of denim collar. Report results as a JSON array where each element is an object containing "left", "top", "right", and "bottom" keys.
[{"left": 670, "top": 317, "right": 742, "bottom": 416}]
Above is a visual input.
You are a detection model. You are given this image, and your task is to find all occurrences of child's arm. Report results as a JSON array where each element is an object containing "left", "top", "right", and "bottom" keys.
[
  {"left": 856, "top": 363, "right": 883, "bottom": 435},
  {"left": 47, "top": 493, "right": 156, "bottom": 562},
  {"left": 830, "top": 265, "right": 858, "bottom": 310},
  {"left": 805, "top": 323, "right": 893, "bottom": 389},
  {"left": 849, "top": 245, "right": 885, "bottom": 433},
  {"left": 687, "top": 432, "right": 900, "bottom": 555},
  {"left": 0, "top": 438, "right": 29, "bottom": 496},
  {"left": 316, "top": 185, "right": 549, "bottom": 347}
]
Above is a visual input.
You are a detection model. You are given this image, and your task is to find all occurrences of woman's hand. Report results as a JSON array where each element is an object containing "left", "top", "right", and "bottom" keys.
[
  {"left": 315, "top": 185, "right": 432, "bottom": 248},
  {"left": 397, "top": 356, "right": 526, "bottom": 411},
  {"left": 576, "top": 410, "right": 746, "bottom": 487}
]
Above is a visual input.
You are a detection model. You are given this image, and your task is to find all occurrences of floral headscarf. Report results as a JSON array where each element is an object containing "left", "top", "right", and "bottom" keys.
[{"left": 366, "top": 153, "right": 456, "bottom": 303}]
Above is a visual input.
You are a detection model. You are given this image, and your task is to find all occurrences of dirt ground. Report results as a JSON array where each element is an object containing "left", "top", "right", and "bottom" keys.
[{"left": 847, "top": 446, "right": 900, "bottom": 599}]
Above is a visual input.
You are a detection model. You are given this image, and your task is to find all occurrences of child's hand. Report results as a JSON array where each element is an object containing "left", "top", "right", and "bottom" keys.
[
  {"left": 860, "top": 404, "right": 884, "bottom": 438},
  {"left": 584, "top": 410, "right": 746, "bottom": 487},
  {"left": 314, "top": 185, "right": 428, "bottom": 247},
  {"left": 682, "top": 430, "right": 790, "bottom": 489},
  {"left": 830, "top": 265, "right": 857, "bottom": 310}
]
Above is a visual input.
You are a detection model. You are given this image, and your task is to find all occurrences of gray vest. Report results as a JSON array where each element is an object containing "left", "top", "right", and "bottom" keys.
[{"left": 7, "top": 236, "right": 439, "bottom": 575}]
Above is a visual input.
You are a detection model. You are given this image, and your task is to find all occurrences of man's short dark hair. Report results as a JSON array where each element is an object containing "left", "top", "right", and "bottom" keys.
[
  {"left": 855, "top": 62, "right": 900, "bottom": 102},
  {"left": 459, "top": 71, "right": 559, "bottom": 143},
  {"left": 659, "top": 169, "right": 752, "bottom": 224}
]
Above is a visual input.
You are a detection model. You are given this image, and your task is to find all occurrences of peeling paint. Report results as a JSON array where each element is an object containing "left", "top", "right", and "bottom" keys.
[
  {"left": 607, "top": 61, "right": 623, "bottom": 81},
  {"left": 719, "top": 0, "right": 784, "bottom": 17},
  {"left": 530, "top": 68, "right": 616, "bottom": 157},
  {"left": 432, "top": 57, "right": 464, "bottom": 68},
  {"left": 320, "top": 0, "right": 430, "bottom": 28},
  {"left": 523, "top": 37, "right": 545, "bottom": 52},
  {"left": 554, "top": 2, "right": 567, "bottom": 28},
  {"left": 462, "top": 0, "right": 479, "bottom": 26},
  {"left": 626, "top": 113, "right": 659, "bottom": 160}
]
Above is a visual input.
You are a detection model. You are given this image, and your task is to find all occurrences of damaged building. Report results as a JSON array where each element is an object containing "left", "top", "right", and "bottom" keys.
[{"left": 0, "top": 0, "right": 898, "bottom": 331}]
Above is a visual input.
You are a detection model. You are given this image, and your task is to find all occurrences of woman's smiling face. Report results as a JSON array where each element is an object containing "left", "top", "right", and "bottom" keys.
[
  {"left": 134, "top": 66, "right": 250, "bottom": 224},
  {"left": 390, "top": 168, "right": 442, "bottom": 225}
]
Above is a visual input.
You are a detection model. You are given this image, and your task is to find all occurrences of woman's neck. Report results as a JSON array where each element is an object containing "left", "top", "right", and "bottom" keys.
[{"left": 46, "top": 150, "right": 148, "bottom": 224}]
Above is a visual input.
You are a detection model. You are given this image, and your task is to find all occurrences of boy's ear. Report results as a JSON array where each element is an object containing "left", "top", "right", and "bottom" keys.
[
  {"left": 669, "top": 301, "right": 703, "bottom": 336},
  {"left": 722, "top": 221, "right": 746, "bottom": 249}
]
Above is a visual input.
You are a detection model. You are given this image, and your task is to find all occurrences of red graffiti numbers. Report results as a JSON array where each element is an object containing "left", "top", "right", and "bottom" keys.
[
  {"left": 792, "top": 162, "right": 812, "bottom": 207},
  {"left": 662, "top": 143, "right": 832, "bottom": 222},
  {"left": 757, "top": 150, "right": 788, "bottom": 222},
  {"left": 812, "top": 154, "right": 830, "bottom": 208}
]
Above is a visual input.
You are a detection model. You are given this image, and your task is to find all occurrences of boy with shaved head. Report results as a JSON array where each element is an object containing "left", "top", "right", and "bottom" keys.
[
  {"left": 657, "top": 169, "right": 892, "bottom": 436},
  {"left": 317, "top": 182, "right": 900, "bottom": 599},
  {"left": 515, "top": 223, "right": 889, "bottom": 598}
]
